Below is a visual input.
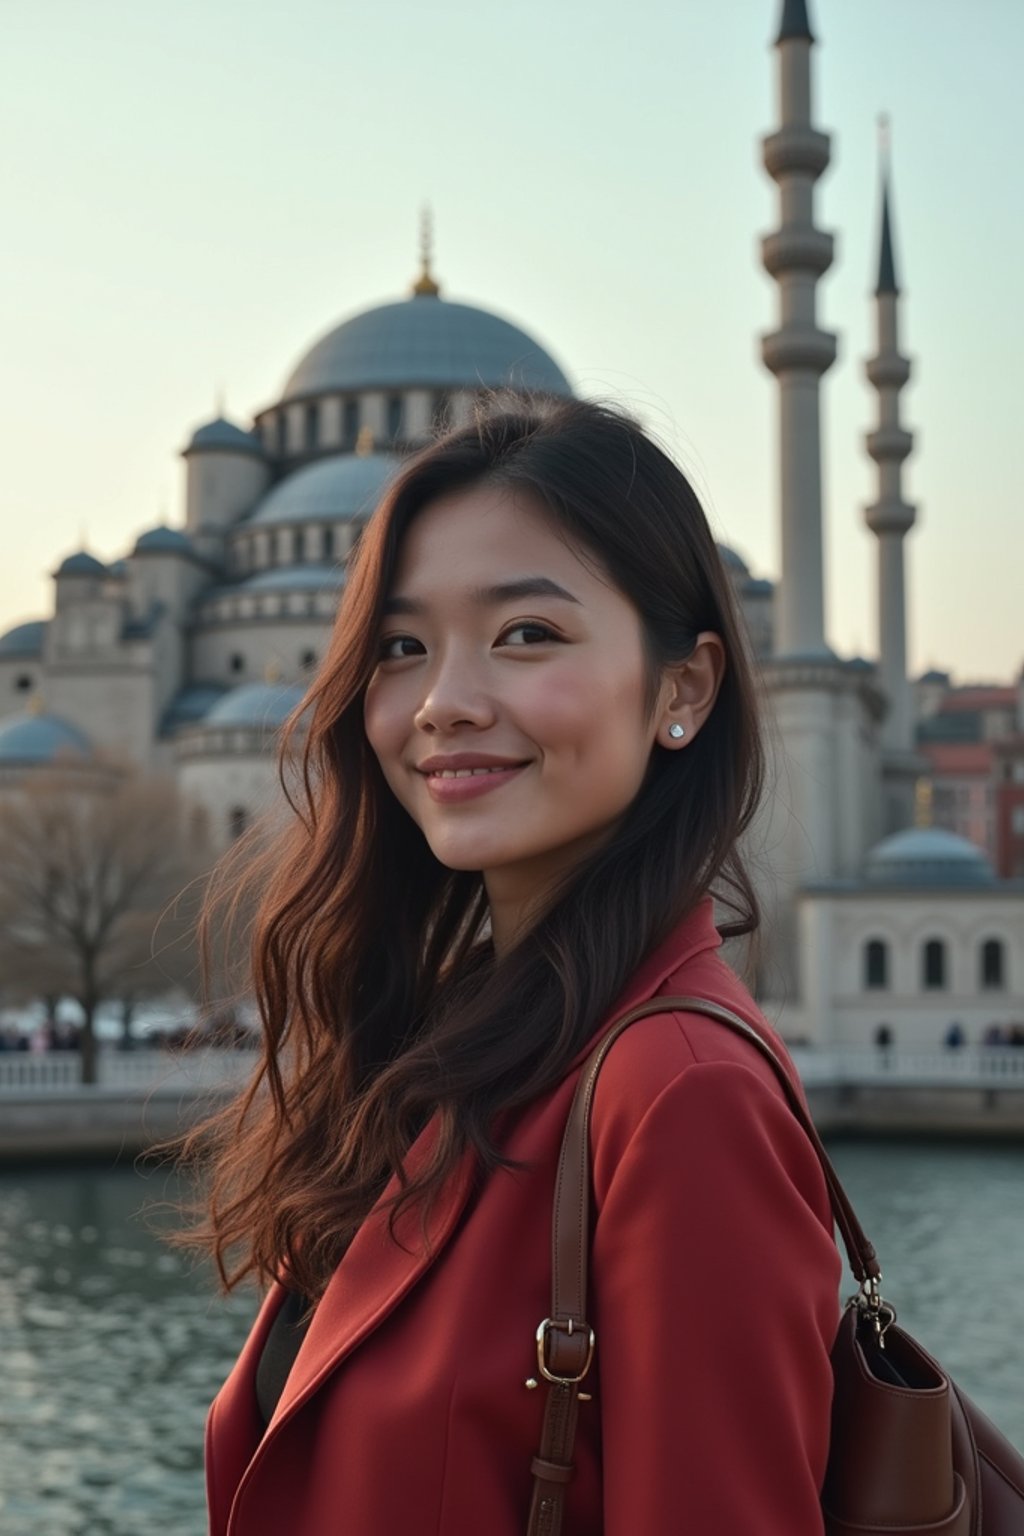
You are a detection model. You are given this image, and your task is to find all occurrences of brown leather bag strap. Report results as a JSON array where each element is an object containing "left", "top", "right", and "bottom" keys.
[{"left": 526, "top": 993, "right": 881, "bottom": 1536}]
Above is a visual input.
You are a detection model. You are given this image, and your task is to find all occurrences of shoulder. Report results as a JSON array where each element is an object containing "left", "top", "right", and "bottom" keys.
[
  {"left": 589, "top": 955, "right": 826, "bottom": 1214},
  {"left": 591, "top": 951, "right": 793, "bottom": 1128}
]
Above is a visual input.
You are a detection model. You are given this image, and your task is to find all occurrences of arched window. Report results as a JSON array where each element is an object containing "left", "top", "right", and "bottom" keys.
[
  {"left": 228, "top": 806, "right": 248, "bottom": 842},
  {"left": 981, "top": 938, "right": 1005, "bottom": 990},
  {"left": 343, "top": 399, "right": 359, "bottom": 444},
  {"left": 922, "top": 938, "right": 947, "bottom": 990},
  {"left": 387, "top": 395, "right": 403, "bottom": 438},
  {"left": 324, "top": 526, "right": 335, "bottom": 559},
  {"left": 305, "top": 402, "right": 320, "bottom": 451},
  {"left": 230, "top": 652, "right": 245, "bottom": 674},
  {"left": 864, "top": 939, "right": 888, "bottom": 990},
  {"left": 301, "top": 649, "right": 317, "bottom": 671},
  {"left": 294, "top": 528, "right": 305, "bottom": 562},
  {"left": 14, "top": 674, "right": 33, "bottom": 692}
]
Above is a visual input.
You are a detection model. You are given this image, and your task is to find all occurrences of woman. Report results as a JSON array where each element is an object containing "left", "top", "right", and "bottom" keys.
[{"left": 193, "top": 398, "right": 841, "bottom": 1534}]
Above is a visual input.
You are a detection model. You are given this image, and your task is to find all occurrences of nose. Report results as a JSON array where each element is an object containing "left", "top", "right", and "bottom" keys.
[{"left": 413, "top": 648, "right": 497, "bottom": 734}]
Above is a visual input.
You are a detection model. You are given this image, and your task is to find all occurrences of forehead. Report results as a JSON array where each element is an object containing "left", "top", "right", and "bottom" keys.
[{"left": 390, "top": 482, "right": 601, "bottom": 595}]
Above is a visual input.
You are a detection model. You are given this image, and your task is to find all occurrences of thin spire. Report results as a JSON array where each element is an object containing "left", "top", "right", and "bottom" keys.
[
  {"left": 411, "top": 205, "right": 441, "bottom": 298},
  {"left": 876, "top": 115, "right": 899, "bottom": 295},
  {"left": 776, "top": 0, "right": 814, "bottom": 44}
]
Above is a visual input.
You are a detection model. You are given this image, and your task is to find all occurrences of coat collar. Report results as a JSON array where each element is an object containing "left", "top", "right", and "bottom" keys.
[
  {"left": 218, "top": 897, "right": 721, "bottom": 1513},
  {"left": 565, "top": 894, "right": 722, "bottom": 1071}
]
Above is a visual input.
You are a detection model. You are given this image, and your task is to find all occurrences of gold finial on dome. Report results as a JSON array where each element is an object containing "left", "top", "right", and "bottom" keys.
[
  {"left": 914, "top": 776, "right": 933, "bottom": 828},
  {"left": 27, "top": 692, "right": 45, "bottom": 716},
  {"left": 355, "top": 425, "right": 375, "bottom": 457},
  {"left": 411, "top": 205, "right": 441, "bottom": 298},
  {"left": 264, "top": 659, "right": 282, "bottom": 685}
]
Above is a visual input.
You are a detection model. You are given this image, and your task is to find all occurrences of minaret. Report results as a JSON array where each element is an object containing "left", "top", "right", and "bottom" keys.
[
  {"left": 760, "top": 0, "right": 837, "bottom": 657},
  {"left": 749, "top": 0, "right": 887, "bottom": 1026},
  {"left": 864, "top": 123, "right": 917, "bottom": 765}
]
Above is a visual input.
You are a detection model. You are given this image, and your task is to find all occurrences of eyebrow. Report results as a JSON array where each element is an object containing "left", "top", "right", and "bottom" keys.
[{"left": 383, "top": 576, "right": 582, "bottom": 616}]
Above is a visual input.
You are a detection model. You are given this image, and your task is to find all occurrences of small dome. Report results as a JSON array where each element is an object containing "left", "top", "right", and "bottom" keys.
[
  {"left": 160, "top": 684, "right": 228, "bottom": 735},
  {"left": 0, "top": 620, "right": 47, "bottom": 657},
  {"left": 864, "top": 827, "right": 996, "bottom": 888},
  {"left": 717, "top": 544, "right": 751, "bottom": 576},
  {"left": 239, "top": 564, "right": 345, "bottom": 593},
  {"left": 56, "top": 551, "right": 106, "bottom": 578},
  {"left": 133, "top": 525, "right": 195, "bottom": 556},
  {"left": 246, "top": 453, "right": 399, "bottom": 527},
  {"left": 844, "top": 656, "right": 875, "bottom": 673},
  {"left": 281, "top": 295, "right": 572, "bottom": 400},
  {"left": 203, "top": 681, "right": 306, "bottom": 730},
  {"left": 0, "top": 710, "right": 92, "bottom": 765},
  {"left": 741, "top": 576, "right": 774, "bottom": 598},
  {"left": 184, "top": 416, "right": 263, "bottom": 457}
]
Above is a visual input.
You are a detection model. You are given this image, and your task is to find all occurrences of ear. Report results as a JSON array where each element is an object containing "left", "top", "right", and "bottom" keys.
[{"left": 656, "top": 631, "right": 727, "bottom": 750}]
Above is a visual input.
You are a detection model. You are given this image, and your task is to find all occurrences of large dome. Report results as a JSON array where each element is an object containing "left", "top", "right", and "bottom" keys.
[
  {"left": 246, "top": 453, "right": 399, "bottom": 526},
  {"left": 281, "top": 294, "right": 572, "bottom": 401},
  {"left": 864, "top": 827, "right": 996, "bottom": 887}
]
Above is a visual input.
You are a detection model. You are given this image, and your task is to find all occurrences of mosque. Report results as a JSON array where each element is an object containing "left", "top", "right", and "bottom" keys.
[{"left": 0, "top": 0, "right": 1021, "bottom": 1048}]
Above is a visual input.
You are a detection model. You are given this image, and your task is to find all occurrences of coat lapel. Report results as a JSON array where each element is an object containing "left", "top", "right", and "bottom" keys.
[{"left": 226, "top": 1107, "right": 478, "bottom": 1499}]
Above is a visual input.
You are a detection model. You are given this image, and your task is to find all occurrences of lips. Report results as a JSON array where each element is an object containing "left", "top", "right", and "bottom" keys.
[{"left": 417, "top": 756, "right": 531, "bottom": 804}]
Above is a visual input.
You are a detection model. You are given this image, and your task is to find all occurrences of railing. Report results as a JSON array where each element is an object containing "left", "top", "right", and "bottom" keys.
[
  {"left": 0, "top": 1047, "right": 256, "bottom": 1095},
  {"left": 1, "top": 1044, "right": 1023, "bottom": 1096},
  {"left": 790, "top": 1046, "right": 1024, "bottom": 1089}
]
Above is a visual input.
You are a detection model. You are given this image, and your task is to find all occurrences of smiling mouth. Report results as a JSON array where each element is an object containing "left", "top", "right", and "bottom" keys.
[{"left": 427, "top": 764, "right": 528, "bottom": 779}]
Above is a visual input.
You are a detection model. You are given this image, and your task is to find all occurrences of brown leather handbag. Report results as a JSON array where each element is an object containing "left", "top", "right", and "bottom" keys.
[{"left": 527, "top": 995, "right": 1024, "bottom": 1535}]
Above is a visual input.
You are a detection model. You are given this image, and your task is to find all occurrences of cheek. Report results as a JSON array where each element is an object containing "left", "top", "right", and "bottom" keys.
[
  {"left": 521, "top": 656, "right": 648, "bottom": 761},
  {"left": 363, "top": 680, "right": 408, "bottom": 785}
]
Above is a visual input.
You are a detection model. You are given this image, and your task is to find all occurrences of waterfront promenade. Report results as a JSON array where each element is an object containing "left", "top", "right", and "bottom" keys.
[{"left": 2, "top": 1044, "right": 1024, "bottom": 1158}]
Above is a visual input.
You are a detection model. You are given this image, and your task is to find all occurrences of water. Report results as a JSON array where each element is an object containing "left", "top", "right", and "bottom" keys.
[{"left": 0, "top": 1143, "right": 1021, "bottom": 1535}]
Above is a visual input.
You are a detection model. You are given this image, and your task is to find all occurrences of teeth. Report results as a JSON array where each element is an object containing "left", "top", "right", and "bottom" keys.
[{"left": 434, "top": 766, "right": 518, "bottom": 778}]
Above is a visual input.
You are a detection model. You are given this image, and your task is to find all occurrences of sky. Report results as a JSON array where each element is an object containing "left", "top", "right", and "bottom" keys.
[{"left": 3, "top": 0, "right": 1022, "bottom": 682}]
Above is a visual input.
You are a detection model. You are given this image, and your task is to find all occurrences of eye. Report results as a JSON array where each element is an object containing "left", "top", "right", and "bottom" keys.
[
  {"left": 496, "top": 621, "right": 560, "bottom": 647},
  {"left": 378, "top": 634, "right": 425, "bottom": 661}
]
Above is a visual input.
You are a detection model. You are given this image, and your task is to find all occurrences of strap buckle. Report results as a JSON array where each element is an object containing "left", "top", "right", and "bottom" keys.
[
  {"left": 535, "top": 1316, "right": 596, "bottom": 1385},
  {"left": 849, "top": 1274, "right": 897, "bottom": 1348}
]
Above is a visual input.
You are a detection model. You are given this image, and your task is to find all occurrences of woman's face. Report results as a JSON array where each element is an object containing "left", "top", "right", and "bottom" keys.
[{"left": 363, "top": 483, "right": 696, "bottom": 924}]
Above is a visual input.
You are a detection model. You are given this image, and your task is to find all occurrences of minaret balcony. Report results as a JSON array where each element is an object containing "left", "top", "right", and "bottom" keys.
[
  {"left": 760, "top": 326, "right": 837, "bottom": 376},
  {"left": 865, "top": 425, "right": 914, "bottom": 464},
  {"left": 761, "top": 126, "right": 831, "bottom": 181},
  {"left": 865, "top": 353, "right": 911, "bottom": 390},
  {"left": 863, "top": 496, "right": 916, "bottom": 535},
  {"left": 760, "top": 226, "right": 834, "bottom": 278}
]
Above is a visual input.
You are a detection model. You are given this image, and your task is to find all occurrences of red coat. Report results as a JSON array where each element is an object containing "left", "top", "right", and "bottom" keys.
[{"left": 206, "top": 897, "right": 841, "bottom": 1534}]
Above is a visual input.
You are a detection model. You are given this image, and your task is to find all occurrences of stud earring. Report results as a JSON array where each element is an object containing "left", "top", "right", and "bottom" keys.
[{"left": 668, "top": 723, "right": 686, "bottom": 740}]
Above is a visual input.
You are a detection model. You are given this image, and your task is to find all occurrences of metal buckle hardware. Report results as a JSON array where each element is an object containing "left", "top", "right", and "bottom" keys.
[
  {"left": 535, "top": 1316, "right": 596, "bottom": 1385},
  {"left": 848, "top": 1274, "right": 897, "bottom": 1349}
]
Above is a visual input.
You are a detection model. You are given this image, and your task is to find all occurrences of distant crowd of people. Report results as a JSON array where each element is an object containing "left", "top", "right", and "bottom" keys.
[
  {"left": 0, "top": 1021, "right": 82, "bottom": 1052},
  {"left": 0, "top": 1009, "right": 257, "bottom": 1053},
  {"left": 872, "top": 1020, "right": 1024, "bottom": 1051}
]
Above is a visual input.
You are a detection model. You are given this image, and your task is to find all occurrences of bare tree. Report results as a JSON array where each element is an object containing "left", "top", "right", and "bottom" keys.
[{"left": 0, "top": 769, "right": 214, "bottom": 1083}]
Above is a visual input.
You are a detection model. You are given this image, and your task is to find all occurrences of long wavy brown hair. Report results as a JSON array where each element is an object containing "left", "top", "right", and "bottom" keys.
[{"left": 170, "top": 397, "right": 766, "bottom": 1300}]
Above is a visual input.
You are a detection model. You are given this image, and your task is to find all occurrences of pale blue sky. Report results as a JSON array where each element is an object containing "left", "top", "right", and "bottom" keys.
[{"left": 3, "top": 0, "right": 1022, "bottom": 681}]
